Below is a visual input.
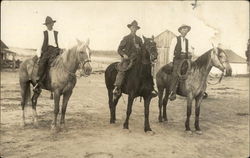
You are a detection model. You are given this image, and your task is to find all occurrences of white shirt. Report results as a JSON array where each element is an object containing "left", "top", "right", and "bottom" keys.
[
  {"left": 168, "top": 36, "right": 193, "bottom": 63},
  {"left": 36, "top": 29, "right": 58, "bottom": 57}
]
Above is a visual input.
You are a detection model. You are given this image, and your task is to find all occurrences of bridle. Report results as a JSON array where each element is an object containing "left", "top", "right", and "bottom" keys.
[
  {"left": 207, "top": 49, "right": 226, "bottom": 85},
  {"left": 144, "top": 40, "right": 157, "bottom": 65},
  {"left": 78, "top": 45, "right": 92, "bottom": 77},
  {"left": 64, "top": 45, "right": 92, "bottom": 78}
]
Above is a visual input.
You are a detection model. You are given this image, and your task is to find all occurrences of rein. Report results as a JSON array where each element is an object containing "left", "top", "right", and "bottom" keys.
[
  {"left": 207, "top": 50, "right": 226, "bottom": 85},
  {"left": 177, "top": 59, "right": 191, "bottom": 80},
  {"left": 207, "top": 71, "right": 224, "bottom": 85},
  {"left": 63, "top": 49, "right": 91, "bottom": 78}
]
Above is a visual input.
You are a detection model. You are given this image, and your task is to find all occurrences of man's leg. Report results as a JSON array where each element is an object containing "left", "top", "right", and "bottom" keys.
[
  {"left": 113, "top": 71, "right": 125, "bottom": 96},
  {"left": 33, "top": 54, "right": 48, "bottom": 92},
  {"left": 113, "top": 60, "right": 130, "bottom": 98},
  {"left": 169, "top": 59, "right": 180, "bottom": 101}
]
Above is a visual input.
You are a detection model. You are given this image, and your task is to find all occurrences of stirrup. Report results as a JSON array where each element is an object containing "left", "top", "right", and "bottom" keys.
[
  {"left": 169, "top": 92, "right": 176, "bottom": 101},
  {"left": 33, "top": 83, "right": 39, "bottom": 90},
  {"left": 112, "top": 87, "right": 121, "bottom": 101},
  {"left": 150, "top": 90, "right": 158, "bottom": 98}
]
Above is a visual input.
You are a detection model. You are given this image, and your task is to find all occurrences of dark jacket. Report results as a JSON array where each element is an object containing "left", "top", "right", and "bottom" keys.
[
  {"left": 174, "top": 36, "right": 188, "bottom": 58},
  {"left": 117, "top": 34, "right": 143, "bottom": 59},
  {"left": 42, "top": 30, "right": 59, "bottom": 52}
]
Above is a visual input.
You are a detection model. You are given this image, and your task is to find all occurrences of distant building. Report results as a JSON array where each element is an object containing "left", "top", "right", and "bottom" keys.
[
  {"left": 211, "top": 49, "right": 248, "bottom": 75},
  {"left": 153, "top": 29, "right": 176, "bottom": 76},
  {"left": 153, "top": 30, "right": 248, "bottom": 76},
  {"left": 0, "top": 40, "right": 19, "bottom": 69}
]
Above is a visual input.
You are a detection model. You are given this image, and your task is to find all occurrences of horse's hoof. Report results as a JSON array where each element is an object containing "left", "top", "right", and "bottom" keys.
[
  {"left": 21, "top": 122, "right": 26, "bottom": 127},
  {"left": 51, "top": 125, "right": 57, "bottom": 131},
  {"left": 145, "top": 130, "right": 155, "bottom": 136},
  {"left": 158, "top": 117, "right": 163, "bottom": 122},
  {"left": 185, "top": 130, "right": 193, "bottom": 135},
  {"left": 163, "top": 118, "right": 168, "bottom": 122},
  {"left": 195, "top": 130, "right": 203, "bottom": 135},
  {"left": 60, "top": 124, "right": 68, "bottom": 132},
  {"left": 123, "top": 129, "right": 131, "bottom": 134},
  {"left": 110, "top": 120, "right": 116, "bottom": 124},
  {"left": 33, "top": 121, "right": 39, "bottom": 128}
]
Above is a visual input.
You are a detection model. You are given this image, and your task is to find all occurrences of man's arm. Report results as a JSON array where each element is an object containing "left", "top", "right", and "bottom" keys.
[
  {"left": 118, "top": 36, "right": 127, "bottom": 57},
  {"left": 168, "top": 37, "right": 177, "bottom": 63},
  {"left": 36, "top": 32, "right": 43, "bottom": 58}
]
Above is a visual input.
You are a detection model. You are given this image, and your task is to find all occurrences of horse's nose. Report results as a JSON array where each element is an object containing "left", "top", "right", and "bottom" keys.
[{"left": 83, "top": 63, "right": 92, "bottom": 76}]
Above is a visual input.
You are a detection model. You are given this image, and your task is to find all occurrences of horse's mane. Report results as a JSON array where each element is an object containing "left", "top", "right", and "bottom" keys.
[
  {"left": 192, "top": 49, "right": 212, "bottom": 69},
  {"left": 52, "top": 45, "right": 78, "bottom": 69}
]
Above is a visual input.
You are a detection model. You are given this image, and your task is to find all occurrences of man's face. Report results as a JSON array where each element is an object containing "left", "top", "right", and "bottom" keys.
[
  {"left": 46, "top": 23, "right": 54, "bottom": 30},
  {"left": 130, "top": 26, "right": 138, "bottom": 34},
  {"left": 180, "top": 27, "right": 189, "bottom": 36}
]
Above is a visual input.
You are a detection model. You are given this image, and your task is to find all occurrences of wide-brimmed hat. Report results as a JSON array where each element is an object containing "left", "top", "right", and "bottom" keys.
[
  {"left": 178, "top": 24, "right": 191, "bottom": 33},
  {"left": 127, "top": 20, "right": 140, "bottom": 29},
  {"left": 43, "top": 16, "right": 56, "bottom": 25}
]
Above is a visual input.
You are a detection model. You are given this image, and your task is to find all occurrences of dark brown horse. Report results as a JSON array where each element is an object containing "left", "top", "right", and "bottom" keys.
[
  {"left": 156, "top": 47, "right": 231, "bottom": 134},
  {"left": 19, "top": 39, "right": 92, "bottom": 130},
  {"left": 105, "top": 36, "right": 158, "bottom": 132}
]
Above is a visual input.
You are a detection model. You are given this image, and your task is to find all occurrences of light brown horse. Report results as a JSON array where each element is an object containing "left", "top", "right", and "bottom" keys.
[
  {"left": 156, "top": 47, "right": 231, "bottom": 134},
  {"left": 19, "top": 39, "right": 92, "bottom": 130}
]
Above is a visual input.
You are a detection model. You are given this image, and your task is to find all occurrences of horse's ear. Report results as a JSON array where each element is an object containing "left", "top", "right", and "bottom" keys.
[
  {"left": 152, "top": 35, "right": 154, "bottom": 40},
  {"left": 211, "top": 43, "right": 218, "bottom": 54},
  {"left": 85, "top": 38, "right": 90, "bottom": 46},
  {"left": 142, "top": 35, "right": 146, "bottom": 41},
  {"left": 76, "top": 38, "right": 82, "bottom": 45}
]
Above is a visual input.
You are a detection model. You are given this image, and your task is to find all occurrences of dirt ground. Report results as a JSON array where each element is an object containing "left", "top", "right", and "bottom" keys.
[{"left": 0, "top": 69, "right": 249, "bottom": 158}]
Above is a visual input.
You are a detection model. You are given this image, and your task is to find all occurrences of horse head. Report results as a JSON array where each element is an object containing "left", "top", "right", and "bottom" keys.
[
  {"left": 142, "top": 35, "right": 158, "bottom": 63},
  {"left": 210, "top": 46, "right": 230, "bottom": 74},
  {"left": 76, "top": 39, "right": 92, "bottom": 76}
]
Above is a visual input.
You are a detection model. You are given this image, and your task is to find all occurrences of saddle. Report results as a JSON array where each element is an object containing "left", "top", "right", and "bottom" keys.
[
  {"left": 162, "top": 60, "right": 191, "bottom": 80},
  {"left": 162, "top": 62, "right": 174, "bottom": 74}
]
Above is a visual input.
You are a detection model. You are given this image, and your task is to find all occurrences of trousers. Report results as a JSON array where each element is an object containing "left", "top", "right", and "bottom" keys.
[{"left": 37, "top": 46, "right": 60, "bottom": 80}]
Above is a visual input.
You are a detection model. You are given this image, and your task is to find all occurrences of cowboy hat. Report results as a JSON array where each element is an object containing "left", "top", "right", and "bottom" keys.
[
  {"left": 127, "top": 20, "right": 140, "bottom": 29},
  {"left": 178, "top": 24, "right": 191, "bottom": 33},
  {"left": 43, "top": 16, "right": 56, "bottom": 25}
]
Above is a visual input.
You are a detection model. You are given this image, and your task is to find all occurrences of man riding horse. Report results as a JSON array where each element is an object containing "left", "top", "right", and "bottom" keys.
[
  {"left": 112, "top": 20, "right": 157, "bottom": 99},
  {"left": 168, "top": 24, "right": 193, "bottom": 101},
  {"left": 34, "top": 16, "right": 61, "bottom": 92}
]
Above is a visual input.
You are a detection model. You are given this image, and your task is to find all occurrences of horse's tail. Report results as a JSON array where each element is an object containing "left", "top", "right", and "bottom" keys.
[
  {"left": 24, "top": 81, "right": 31, "bottom": 106},
  {"left": 105, "top": 62, "right": 119, "bottom": 90},
  {"left": 19, "top": 59, "right": 33, "bottom": 108}
]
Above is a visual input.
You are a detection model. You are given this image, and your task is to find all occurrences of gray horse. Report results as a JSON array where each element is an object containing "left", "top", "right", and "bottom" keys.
[
  {"left": 19, "top": 39, "right": 92, "bottom": 130},
  {"left": 156, "top": 47, "right": 231, "bottom": 134}
]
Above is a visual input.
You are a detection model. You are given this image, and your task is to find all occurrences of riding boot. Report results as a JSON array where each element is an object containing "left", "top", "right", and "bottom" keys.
[
  {"left": 112, "top": 86, "right": 121, "bottom": 100},
  {"left": 169, "top": 82, "right": 178, "bottom": 101},
  {"left": 33, "top": 79, "right": 42, "bottom": 94},
  {"left": 113, "top": 70, "right": 125, "bottom": 99},
  {"left": 150, "top": 89, "right": 158, "bottom": 98}
]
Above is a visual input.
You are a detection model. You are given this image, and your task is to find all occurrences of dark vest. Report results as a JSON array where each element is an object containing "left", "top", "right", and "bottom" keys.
[
  {"left": 41, "top": 30, "right": 59, "bottom": 52},
  {"left": 174, "top": 36, "right": 188, "bottom": 57}
]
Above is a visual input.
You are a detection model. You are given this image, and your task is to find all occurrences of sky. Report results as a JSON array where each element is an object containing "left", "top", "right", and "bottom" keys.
[{"left": 1, "top": 1, "right": 249, "bottom": 57}]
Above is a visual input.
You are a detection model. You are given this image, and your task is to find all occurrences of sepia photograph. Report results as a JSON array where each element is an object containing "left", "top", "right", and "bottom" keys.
[{"left": 0, "top": 1, "right": 249, "bottom": 158}]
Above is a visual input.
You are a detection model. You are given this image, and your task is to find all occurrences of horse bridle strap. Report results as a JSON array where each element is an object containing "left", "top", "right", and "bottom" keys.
[
  {"left": 207, "top": 50, "right": 225, "bottom": 85},
  {"left": 207, "top": 72, "right": 224, "bottom": 85}
]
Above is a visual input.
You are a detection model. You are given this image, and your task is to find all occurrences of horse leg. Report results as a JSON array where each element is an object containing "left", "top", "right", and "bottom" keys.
[
  {"left": 194, "top": 93, "right": 203, "bottom": 134},
  {"left": 51, "top": 91, "right": 61, "bottom": 130},
  {"left": 163, "top": 89, "right": 170, "bottom": 122},
  {"left": 123, "top": 95, "right": 134, "bottom": 130},
  {"left": 60, "top": 90, "right": 72, "bottom": 128},
  {"left": 185, "top": 96, "right": 193, "bottom": 132},
  {"left": 108, "top": 89, "right": 120, "bottom": 124},
  {"left": 144, "top": 96, "right": 152, "bottom": 132},
  {"left": 158, "top": 88, "right": 164, "bottom": 122},
  {"left": 20, "top": 81, "right": 30, "bottom": 126},
  {"left": 31, "top": 91, "right": 40, "bottom": 127}
]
